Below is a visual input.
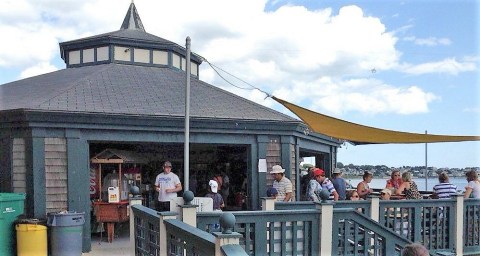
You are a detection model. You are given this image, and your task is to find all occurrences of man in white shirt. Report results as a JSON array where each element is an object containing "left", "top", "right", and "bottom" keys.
[{"left": 154, "top": 161, "right": 182, "bottom": 211}]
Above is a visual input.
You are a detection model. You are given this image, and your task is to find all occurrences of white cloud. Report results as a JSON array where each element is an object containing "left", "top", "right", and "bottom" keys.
[
  {"left": 269, "top": 77, "right": 439, "bottom": 115},
  {"left": 403, "top": 36, "right": 451, "bottom": 46},
  {"left": 400, "top": 58, "right": 476, "bottom": 75},
  {"left": 20, "top": 62, "right": 58, "bottom": 79},
  {"left": 0, "top": 0, "right": 470, "bottom": 117},
  {"left": 463, "top": 107, "right": 480, "bottom": 113}
]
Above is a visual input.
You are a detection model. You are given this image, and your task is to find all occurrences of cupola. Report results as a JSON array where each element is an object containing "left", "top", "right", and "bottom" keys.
[{"left": 59, "top": 1, "right": 202, "bottom": 77}]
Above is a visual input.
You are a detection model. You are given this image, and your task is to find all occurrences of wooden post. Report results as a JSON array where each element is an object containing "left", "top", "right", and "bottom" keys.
[
  {"left": 213, "top": 232, "right": 244, "bottom": 256},
  {"left": 316, "top": 202, "right": 333, "bottom": 255},
  {"left": 159, "top": 212, "right": 177, "bottom": 256},
  {"left": 371, "top": 197, "right": 380, "bottom": 222},
  {"left": 179, "top": 204, "right": 197, "bottom": 227},
  {"left": 261, "top": 197, "right": 276, "bottom": 211},
  {"left": 454, "top": 194, "right": 464, "bottom": 256}
]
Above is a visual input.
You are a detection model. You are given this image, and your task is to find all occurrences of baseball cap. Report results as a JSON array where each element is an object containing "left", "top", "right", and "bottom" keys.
[
  {"left": 266, "top": 187, "right": 278, "bottom": 197},
  {"left": 313, "top": 168, "right": 325, "bottom": 176},
  {"left": 163, "top": 161, "right": 172, "bottom": 167},
  {"left": 333, "top": 168, "right": 342, "bottom": 174},
  {"left": 209, "top": 180, "right": 218, "bottom": 193}
]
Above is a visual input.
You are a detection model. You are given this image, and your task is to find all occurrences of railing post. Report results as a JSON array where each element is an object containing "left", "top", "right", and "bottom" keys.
[
  {"left": 261, "top": 197, "right": 276, "bottom": 211},
  {"left": 179, "top": 204, "right": 197, "bottom": 227},
  {"left": 180, "top": 190, "right": 197, "bottom": 227},
  {"left": 454, "top": 194, "right": 464, "bottom": 256},
  {"left": 316, "top": 202, "right": 333, "bottom": 256},
  {"left": 370, "top": 197, "right": 380, "bottom": 222},
  {"left": 213, "top": 232, "right": 244, "bottom": 255},
  {"left": 213, "top": 212, "right": 247, "bottom": 256},
  {"left": 129, "top": 197, "right": 143, "bottom": 256},
  {"left": 158, "top": 211, "right": 177, "bottom": 256}
]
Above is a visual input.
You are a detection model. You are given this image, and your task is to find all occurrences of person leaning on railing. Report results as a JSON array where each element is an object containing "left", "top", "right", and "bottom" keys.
[
  {"left": 356, "top": 171, "right": 373, "bottom": 199},
  {"left": 464, "top": 170, "right": 480, "bottom": 199},
  {"left": 395, "top": 172, "right": 422, "bottom": 200}
]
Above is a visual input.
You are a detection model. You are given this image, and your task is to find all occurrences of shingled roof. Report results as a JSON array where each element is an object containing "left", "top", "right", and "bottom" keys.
[
  {"left": 0, "top": 63, "right": 297, "bottom": 122},
  {"left": 0, "top": 1, "right": 298, "bottom": 123}
]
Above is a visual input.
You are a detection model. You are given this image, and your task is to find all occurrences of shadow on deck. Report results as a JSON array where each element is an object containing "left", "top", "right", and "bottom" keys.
[{"left": 83, "top": 223, "right": 130, "bottom": 256}]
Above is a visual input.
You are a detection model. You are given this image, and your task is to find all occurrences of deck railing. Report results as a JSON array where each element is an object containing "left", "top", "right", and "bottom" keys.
[
  {"left": 131, "top": 196, "right": 480, "bottom": 255},
  {"left": 332, "top": 208, "right": 411, "bottom": 255},
  {"left": 197, "top": 209, "right": 320, "bottom": 255},
  {"left": 131, "top": 204, "right": 246, "bottom": 256},
  {"left": 464, "top": 198, "right": 480, "bottom": 255}
]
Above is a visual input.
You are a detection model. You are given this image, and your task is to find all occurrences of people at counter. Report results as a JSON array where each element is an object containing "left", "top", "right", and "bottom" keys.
[{"left": 154, "top": 161, "right": 183, "bottom": 211}]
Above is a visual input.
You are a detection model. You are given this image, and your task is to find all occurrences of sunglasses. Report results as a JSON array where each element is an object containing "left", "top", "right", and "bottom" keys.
[{"left": 381, "top": 193, "right": 387, "bottom": 195}]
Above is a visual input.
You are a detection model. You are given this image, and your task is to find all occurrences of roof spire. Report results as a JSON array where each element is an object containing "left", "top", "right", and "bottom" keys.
[{"left": 120, "top": 1, "right": 145, "bottom": 31}]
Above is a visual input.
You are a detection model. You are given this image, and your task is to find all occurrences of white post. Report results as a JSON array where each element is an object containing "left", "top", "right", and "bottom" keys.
[
  {"left": 261, "top": 197, "right": 276, "bottom": 211},
  {"left": 455, "top": 194, "right": 464, "bottom": 256},
  {"left": 213, "top": 232, "right": 244, "bottom": 256},
  {"left": 180, "top": 204, "right": 197, "bottom": 227},
  {"left": 159, "top": 213, "right": 177, "bottom": 256},
  {"left": 184, "top": 36, "right": 191, "bottom": 191},
  {"left": 316, "top": 202, "right": 333, "bottom": 255},
  {"left": 129, "top": 199, "right": 143, "bottom": 256},
  {"left": 370, "top": 197, "right": 380, "bottom": 222}
]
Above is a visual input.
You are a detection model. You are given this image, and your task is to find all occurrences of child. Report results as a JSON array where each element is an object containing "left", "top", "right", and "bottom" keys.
[
  {"left": 266, "top": 187, "right": 278, "bottom": 199},
  {"left": 206, "top": 180, "right": 224, "bottom": 232},
  {"left": 206, "top": 180, "right": 224, "bottom": 211}
]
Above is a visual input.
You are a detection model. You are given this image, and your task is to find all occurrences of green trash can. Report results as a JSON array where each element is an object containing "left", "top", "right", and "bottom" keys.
[
  {"left": 47, "top": 211, "right": 85, "bottom": 256},
  {"left": 0, "top": 193, "right": 26, "bottom": 256}
]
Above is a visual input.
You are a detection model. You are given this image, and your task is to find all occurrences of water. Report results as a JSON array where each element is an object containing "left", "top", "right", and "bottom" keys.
[{"left": 347, "top": 177, "right": 468, "bottom": 192}]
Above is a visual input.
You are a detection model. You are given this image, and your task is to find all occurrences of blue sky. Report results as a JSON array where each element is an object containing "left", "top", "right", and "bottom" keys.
[{"left": 0, "top": 0, "right": 478, "bottom": 168}]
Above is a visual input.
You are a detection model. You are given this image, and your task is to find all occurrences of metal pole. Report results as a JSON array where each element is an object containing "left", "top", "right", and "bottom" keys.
[
  {"left": 425, "top": 130, "right": 428, "bottom": 190},
  {"left": 184, "top": 37, "right": 191, "bottom": 192}
]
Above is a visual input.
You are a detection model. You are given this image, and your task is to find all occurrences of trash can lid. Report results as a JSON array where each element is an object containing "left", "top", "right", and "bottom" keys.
[
  {"left": 15, "top": 218, "right": 47, "bottom": 225},
  {"left": 0, "top": 193, "right": 26, "bottom": 201}
]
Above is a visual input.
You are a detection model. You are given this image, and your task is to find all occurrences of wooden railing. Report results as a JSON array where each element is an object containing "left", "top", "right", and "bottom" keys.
[
  {"left": 197, "top": 209, "right": 320, "bottom": 255},
  {"left": 130, "top": 204, "right": 246, "bottom": 256},
  {"left": 131, "top": 196, "right": 480, "bottom": 255},
  {"left": 332, "top": 208, "right": 411, "bottom": 255},
  {"left": 464, "top": 198, "right": 480, "bottom": 255}
]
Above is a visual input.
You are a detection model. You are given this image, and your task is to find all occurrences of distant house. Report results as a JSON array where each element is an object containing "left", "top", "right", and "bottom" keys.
[{"left": 0, "top": 2, "right": 341, "bottom": 252}]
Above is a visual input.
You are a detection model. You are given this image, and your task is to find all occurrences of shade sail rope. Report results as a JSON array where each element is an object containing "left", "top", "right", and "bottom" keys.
[
  {"left": 272, "top": 96, "right": 480, "bottom": 145},
  {"left": 202, "top": 57, "right": 479, "bottom": 145}
]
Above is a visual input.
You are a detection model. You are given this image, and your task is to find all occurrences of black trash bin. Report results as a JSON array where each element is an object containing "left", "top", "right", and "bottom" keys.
[{"left": 47, "top": 211, "right": 85, "bottom": 256}]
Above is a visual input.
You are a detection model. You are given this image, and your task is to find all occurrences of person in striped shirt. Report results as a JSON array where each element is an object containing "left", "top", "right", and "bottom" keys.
[
  {"left": 315, "top": 168, "right": 339, "bottom": 201},
  {"left": 271, "top": 165, "right": 293, "bottom": 202},
  {"left": 432, "top": 172, "right": 457, "bottom": 199}
]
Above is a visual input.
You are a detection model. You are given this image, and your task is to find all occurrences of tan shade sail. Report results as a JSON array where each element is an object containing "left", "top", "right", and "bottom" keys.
[{"left": 272, "top": 96, "right": 480, "bottom": 145}]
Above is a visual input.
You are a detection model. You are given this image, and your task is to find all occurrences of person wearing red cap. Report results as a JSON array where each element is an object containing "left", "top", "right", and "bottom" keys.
[
  {"left": 307, "top": 168, "right": 339, "bottom": 201},
  {"left": 306, "top": 168, "right": 323, "bottom": 201}
]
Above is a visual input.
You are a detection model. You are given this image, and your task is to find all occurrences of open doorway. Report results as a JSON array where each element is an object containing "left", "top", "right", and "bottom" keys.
[
  {"left": 298, "top": 151, "right": 329, "bottom": 201},
  {"left": 87, "top": 142, "right": 249, "bottom": 243}
]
